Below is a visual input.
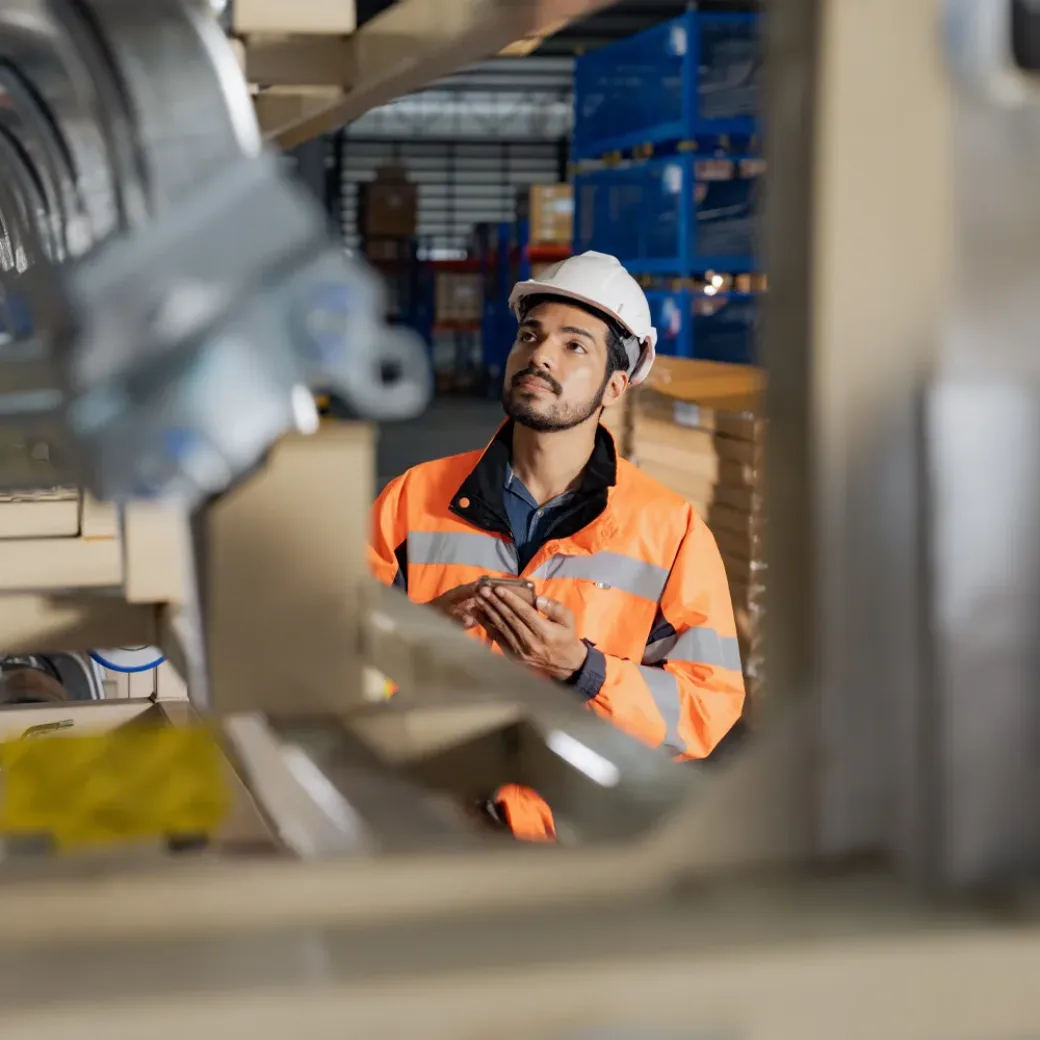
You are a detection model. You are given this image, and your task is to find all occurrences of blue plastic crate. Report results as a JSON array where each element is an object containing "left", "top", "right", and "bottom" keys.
[
  {"left": 0, "top": 290, "right": 32, "bottom": 339},
  {"left": 574, "top": 155, "right": 762, "bottom": 276},
  {"left": 480, "top": 221, "right": 518, "bottom": 385},
  {"left": 646, "top": 290, "right": 759, "bottom": 365},
  {"left": 573, "top": 11, "right": 762, "bottom": 162}
]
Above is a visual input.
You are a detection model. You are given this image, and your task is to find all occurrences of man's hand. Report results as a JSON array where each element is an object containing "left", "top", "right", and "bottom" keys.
[
  {"left": 428, "top": 581, "right": 484, "bottom": 629},
  {"left": 476, "top": 585, "right": 588, "bottom": 681}
]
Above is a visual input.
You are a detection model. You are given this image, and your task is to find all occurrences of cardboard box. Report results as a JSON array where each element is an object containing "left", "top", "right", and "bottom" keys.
[
  {"left": 717, "top": 549, "right": 755, "bottom": 585},
  {"left": 636, "top": 390, "right": 763, "bottom": 437},
  {"left": 712, "top": 481, "right": 763, "bottom": 515},
  {"left": 713, "top": 525, "right": 765, "bottom": 564},
  {"left": 599, "top": 395, "right": 631, "bottom": 458},
  {"left": 659, "top": 398, "right": 764, "bottom": 445},
  {"left": 729, "top": 578, "right": 766, "bottom": 615},
  {"left": 435, "top": 272, "right": 483, "bottom": 325},
  {"left": 631, "top": 439, "right": 760, "bottom": 490},
  {"left": 365, "top": 238, "right": 413, "bottom": 263},
  {"left": 375, "top": 164, "right": 408, "bottom": 182},
  {"left": 627, "top": 373, "right": 768, "bottom": 702},
  {"left": 529, "top": 262, "right": 557, "bottom": 280},
  {"left": 632, "top": 415, "right": 717, "bottom": 458},
  {"left": 628, "top": 459, "right": 716, "bottom": 506},
  {"left": 361, "top": 171, "right": 418, "bottom": 240},
  {"left": 0, "top": 493, "right": 80, "bottom": 539},
  {"left": 708, "top": 503, "right": 765, "bottom": 540},
  {"left": 643, "top": 357, "right": 765, "bottom": 408},
  {"left": 528, "top": 184, "right": 573, "bottom": 246},
  {"left": 230, "top": 0, "right": 357, "bottom": 34}
]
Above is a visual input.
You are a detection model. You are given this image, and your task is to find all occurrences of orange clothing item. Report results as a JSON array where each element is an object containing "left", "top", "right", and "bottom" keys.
[
  {"left": 370, "top": 420, "right": 745, "bottom": 830},
  {"left": 493, "top": 784, "right": 557, "bottom": 842}
]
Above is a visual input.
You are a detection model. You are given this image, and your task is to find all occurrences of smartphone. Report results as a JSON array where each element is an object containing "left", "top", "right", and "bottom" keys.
[{"left": 477, "top": 576, "right": 537, "bottom": 606}]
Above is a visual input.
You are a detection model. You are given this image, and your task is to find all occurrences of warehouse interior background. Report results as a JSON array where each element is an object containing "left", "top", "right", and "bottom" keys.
[
  {"left": 288, "top": 0, "right": 763, "bottom": 499},
  {"left": 280, "top": 0, "right": 768, "bottom": 709},
  {"left": 3, "top": 0, "right": 1040, "bottom": 1029}
]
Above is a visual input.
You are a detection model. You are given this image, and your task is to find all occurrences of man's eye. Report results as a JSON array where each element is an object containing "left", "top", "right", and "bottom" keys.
[
  {"left": 518, "top": 331, "right": 535, "bottom": 343},
  {"left": 568, "top": 341, "right": 586, "bottom": 353}
]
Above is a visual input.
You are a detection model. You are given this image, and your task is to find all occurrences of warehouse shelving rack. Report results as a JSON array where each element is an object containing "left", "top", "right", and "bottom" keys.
[
  {"left": 572, "top": 10, "right": 762, "bottom": 162},
  {"left": 473, "top": 218, "right": 572, "bottom": 398},
  {"left": 573, "top": 153, "right": 762, "bottom": 277},
  {"left": 570, "top": 10, "right": 766, "bottom": 366},
  {"left": 646, "top": 287, "right": 758, "bottom": 363}
]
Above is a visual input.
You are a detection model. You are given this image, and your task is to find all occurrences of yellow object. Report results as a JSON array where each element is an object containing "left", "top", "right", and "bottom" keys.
[{"left": 0, "top": 725, "right": 228, "bottom": 850}]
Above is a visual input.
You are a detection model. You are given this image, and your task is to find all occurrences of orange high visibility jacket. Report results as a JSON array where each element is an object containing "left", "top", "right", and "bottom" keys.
[{"left": 369, "top": 421, "right": 745, "bottom": 760}]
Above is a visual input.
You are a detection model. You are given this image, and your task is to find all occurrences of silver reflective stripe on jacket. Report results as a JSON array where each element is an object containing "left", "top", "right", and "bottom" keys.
[
  {"left": 530, "top": 551, "right": 669, "bottom": 603},
  {"left": 638, "top": 665, "right": 682, "bottom": 748},
  {"left": 643, "top": 626, "right": 742, "bottom": 672},
  {"left": 407, "top": 530, "right": 519, "bottom": 574}
]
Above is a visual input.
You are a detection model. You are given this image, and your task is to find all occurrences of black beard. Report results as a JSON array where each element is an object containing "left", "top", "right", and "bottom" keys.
[{"left": 501, "top": 367, "right": 610, "bottom": 432}]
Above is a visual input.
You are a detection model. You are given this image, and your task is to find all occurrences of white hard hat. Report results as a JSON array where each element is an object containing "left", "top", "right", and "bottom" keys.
[{"left": 508, "top": 251, "right": 657, "bottom": 385}]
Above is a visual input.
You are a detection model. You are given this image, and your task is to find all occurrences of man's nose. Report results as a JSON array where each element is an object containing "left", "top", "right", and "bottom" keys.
[{"left": 529, "top": 337, "right": 560, "bottom": 370}]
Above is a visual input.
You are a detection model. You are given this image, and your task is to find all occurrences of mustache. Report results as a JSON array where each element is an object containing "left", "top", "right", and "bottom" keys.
[{"left": 511, "top": 368, "right": 561, "bottom": 395}]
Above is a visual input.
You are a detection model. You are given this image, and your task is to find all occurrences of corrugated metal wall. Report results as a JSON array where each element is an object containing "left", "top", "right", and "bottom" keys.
[{"left": 339, "top": 137, "right": 563, "bottom": 257}]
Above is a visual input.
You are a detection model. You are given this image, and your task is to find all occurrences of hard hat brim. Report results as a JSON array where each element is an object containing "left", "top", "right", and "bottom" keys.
[{"left": 509, "top": 280, "right": 658, "bottom": 352}]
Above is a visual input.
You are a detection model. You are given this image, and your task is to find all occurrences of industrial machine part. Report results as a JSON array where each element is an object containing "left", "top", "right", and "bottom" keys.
[
  {"left": 0, "top": 654, "right": 104, "bottom": 702},
  {"left": 51, "top": 150, "right": 432, "bottom": 503},
  {"left": 0, "top": 0, "right": 432, "bottom": 503},
  {"left": 0, "top": 0, "right": 1033, "bottom": 1038}
]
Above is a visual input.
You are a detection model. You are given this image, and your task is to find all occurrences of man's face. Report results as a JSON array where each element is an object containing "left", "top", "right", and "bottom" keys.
[{"left": 502, "top": 300, "right": 628, "bottom": 433}]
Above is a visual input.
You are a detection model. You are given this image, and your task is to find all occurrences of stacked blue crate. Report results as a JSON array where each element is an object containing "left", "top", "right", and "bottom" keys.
[
  {"left": 0, "top": 289, "right": 32, "bottom": 339},
  {"left": 574, "top": 155, "right": 761, "bottom": 275},
  {"left": 572, "top": 10, "right": 764, "bottom": 366},
  {"left": 646, "top": 289, "right": 758, "bottom": 365},
  {"left": 573, "top": 12, "right": 760, "bottom": 161},
  {"left": 479, "top": 221, "right": 518, "bottom": 396}
]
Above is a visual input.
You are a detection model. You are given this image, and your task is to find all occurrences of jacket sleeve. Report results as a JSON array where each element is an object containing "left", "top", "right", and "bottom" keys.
[
  {"left": 368, "top": 474, "right": 408, "bottom": 590},
  {"left": 569, "top": 509, "right": 746, "bottom": 759}
]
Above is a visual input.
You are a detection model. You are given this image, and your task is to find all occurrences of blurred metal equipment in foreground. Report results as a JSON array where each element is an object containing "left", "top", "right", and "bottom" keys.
[
  {"left": 769, "top": 0, "right": 1040, "bottom": 890},
  {"left": 0, "top": 0, "right": 431, "bottom": 504},
  {"left": 54, "top": 151, "right": 431, "bottom": 504},
  {"left": 0, "top": 1, "right": 1034, "bottom": 1040}
]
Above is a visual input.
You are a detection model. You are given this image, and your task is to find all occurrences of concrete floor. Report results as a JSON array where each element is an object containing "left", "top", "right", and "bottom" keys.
[{"left": 375, "top": 397, "right": 504, "bottom": 491}]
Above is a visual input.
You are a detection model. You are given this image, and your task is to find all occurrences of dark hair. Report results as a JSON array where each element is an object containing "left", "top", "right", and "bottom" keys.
[{"left": 518, "top": 293, "right": 631, "bottom": 376}]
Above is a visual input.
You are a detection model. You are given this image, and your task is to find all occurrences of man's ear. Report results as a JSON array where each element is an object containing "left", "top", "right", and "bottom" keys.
[{"left": 600, "top": 371, "right": 630, "bottom": 410}]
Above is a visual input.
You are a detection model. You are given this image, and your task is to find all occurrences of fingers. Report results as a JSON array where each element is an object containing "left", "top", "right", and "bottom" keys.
[
  {"left": 477, "top": 587, "right": 530, "bottom": 654},
  {"left": 433, "top": 590, "right": 480, "bottom": 629},
  {"left": 445, "top": 581, "right": 481, "bottom": 603},
  {"left": 535, "top": 595, "right": 575, "bottom": 629},
  {"left": 479, "top": 619, "right": 514, "bottom": 650},
  {"left": 490, "top": 587, "right": 574, "bottom": 631},
  {"left": 488, "top": 586, "right": 548, "bottom": 636}
]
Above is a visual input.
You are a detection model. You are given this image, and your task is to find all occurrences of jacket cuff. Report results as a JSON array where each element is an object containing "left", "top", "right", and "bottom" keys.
[{"left": 564, "top": 640, "right": 606, "bottom": 701}]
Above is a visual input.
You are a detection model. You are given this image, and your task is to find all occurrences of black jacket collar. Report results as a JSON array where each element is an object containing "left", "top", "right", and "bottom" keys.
[{"left": 449, "top": 420, "right": 617, "bottom": 540}]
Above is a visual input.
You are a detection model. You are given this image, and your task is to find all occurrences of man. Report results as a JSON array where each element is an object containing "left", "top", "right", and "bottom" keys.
[{"left": 369, "top": 251, "right": 745, "bottom": 839}]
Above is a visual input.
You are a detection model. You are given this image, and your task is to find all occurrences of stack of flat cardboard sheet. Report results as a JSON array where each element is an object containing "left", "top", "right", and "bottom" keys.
[{"left": 627, "top": 359, "right": 766, "bottom": 701}]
